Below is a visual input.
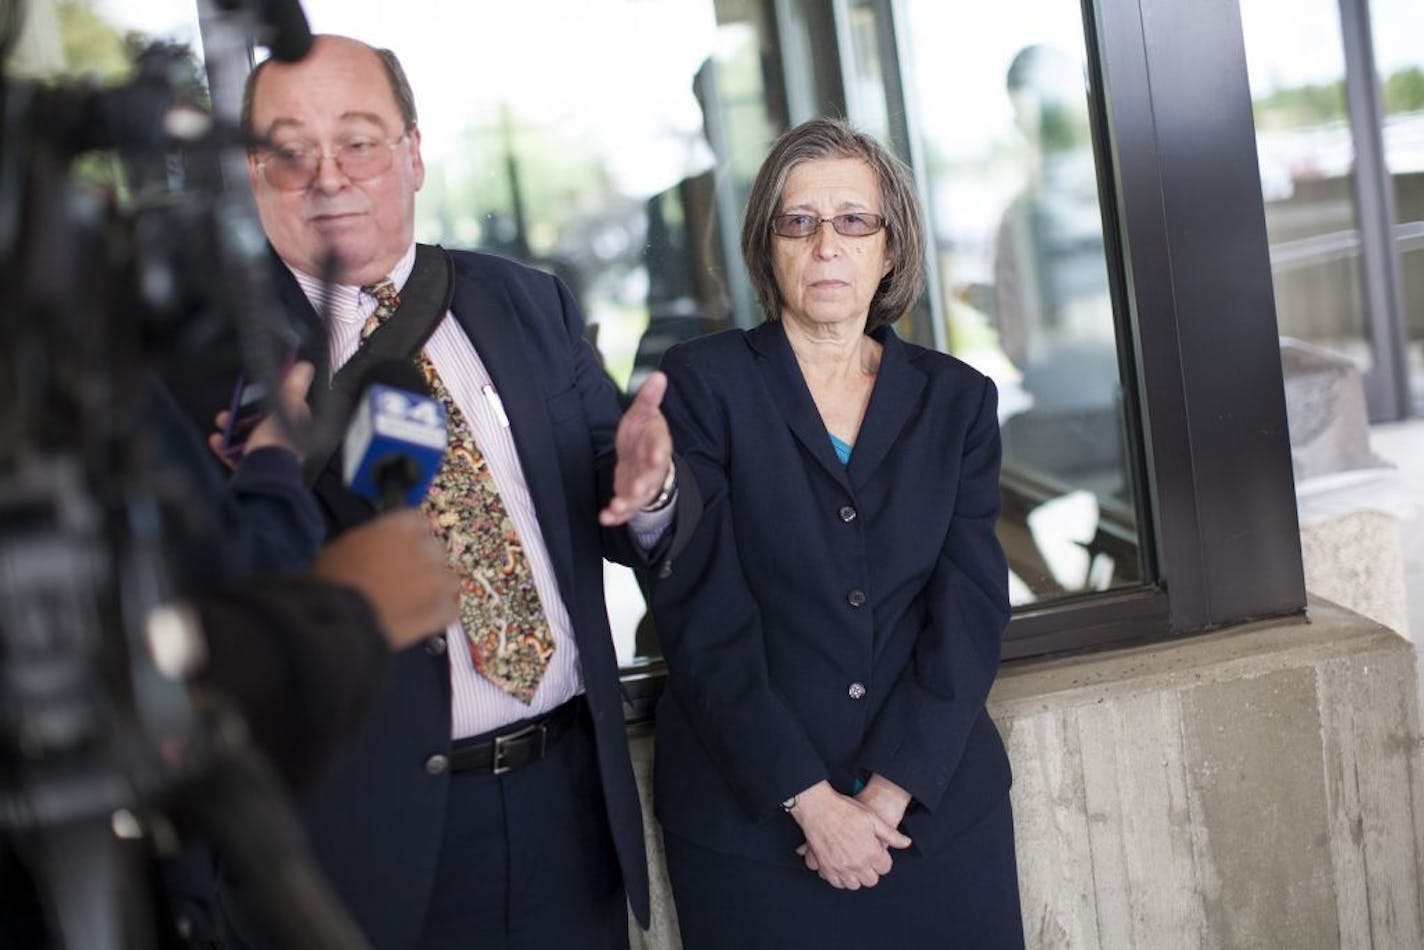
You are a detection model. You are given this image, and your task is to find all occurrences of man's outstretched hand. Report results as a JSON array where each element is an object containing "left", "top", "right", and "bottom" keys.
[{"left": 600, "top": 370, "right": 674, "bottom": 526}]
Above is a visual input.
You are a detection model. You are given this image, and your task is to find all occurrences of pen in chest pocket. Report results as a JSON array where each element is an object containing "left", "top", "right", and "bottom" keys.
[{"left": 481, "top": 384, "right": 510, "bottom": 428}]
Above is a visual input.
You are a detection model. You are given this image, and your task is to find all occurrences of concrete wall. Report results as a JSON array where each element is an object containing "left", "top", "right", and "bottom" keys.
[
  {"left": 1300, "top": 509, "right": 1408, "bottom": 637},
  {"left": 630, "top": 601, "right": 1424, "bottom": 949}
]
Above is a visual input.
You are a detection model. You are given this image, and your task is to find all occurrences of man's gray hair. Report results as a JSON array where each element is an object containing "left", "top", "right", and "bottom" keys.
[{"left": 239, "top": 43, "right": 418, "bottom": 136}]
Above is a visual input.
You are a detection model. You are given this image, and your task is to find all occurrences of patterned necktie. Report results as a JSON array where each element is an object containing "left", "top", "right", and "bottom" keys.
[{"left": 361, "top": 278, "right": 554, "bottom": 703}]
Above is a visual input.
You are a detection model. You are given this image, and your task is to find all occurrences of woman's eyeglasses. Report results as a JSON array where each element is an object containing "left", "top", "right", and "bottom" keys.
[{"left": 771, "top": 212, "right": 886, "bottom": 238}]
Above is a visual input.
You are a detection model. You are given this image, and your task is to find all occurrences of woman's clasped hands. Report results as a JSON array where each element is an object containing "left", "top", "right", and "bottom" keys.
[{"left": 788, "top": 777, "right": 913, "bottom": 890}]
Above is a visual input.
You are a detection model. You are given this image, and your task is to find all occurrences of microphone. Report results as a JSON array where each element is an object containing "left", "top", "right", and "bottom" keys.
[
  {"left": 253, "top": 0, "right": 315, "bottom": 63},
  {"left": 341, "top": 361, "right": 447, "bottom": 510}
]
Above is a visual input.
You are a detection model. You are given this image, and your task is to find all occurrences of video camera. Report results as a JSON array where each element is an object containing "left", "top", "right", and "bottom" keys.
[{"left": 0, "top": 2, "right": 366, "bottom": 947}]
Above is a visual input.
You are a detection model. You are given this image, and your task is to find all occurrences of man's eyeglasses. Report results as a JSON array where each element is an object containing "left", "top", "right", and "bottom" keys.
[
  {"left": 771, "top": 212, "right": 886, "bottom": 239},
  {"left": 256, "top": 133, "right": 410, "bottom": 191}
]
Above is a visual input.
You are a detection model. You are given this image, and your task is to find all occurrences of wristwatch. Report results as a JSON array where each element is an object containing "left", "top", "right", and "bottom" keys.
[
  {"left": 780, "top": 794, "right": 798, "bottom": 813},
  {"left": 639, "top": 458, "right": 677, "bottom": 513}
]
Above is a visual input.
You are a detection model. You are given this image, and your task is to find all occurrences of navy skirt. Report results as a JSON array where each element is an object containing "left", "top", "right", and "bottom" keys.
[{"left": 663, "top": 796, "right": 1023, "bottom": 950}]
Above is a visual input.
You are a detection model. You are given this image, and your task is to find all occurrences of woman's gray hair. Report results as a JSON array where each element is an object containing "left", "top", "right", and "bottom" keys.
[{"left": 740, "top": 117, "right": 926, "bottom": 331}]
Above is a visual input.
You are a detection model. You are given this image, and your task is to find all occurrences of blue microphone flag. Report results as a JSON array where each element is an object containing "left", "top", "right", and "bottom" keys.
[{"left": 342, "top": 383, "right": 447, "bottom": 507}]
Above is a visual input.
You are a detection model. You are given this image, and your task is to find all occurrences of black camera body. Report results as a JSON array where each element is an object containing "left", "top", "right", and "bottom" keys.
[{"left": 0, "top": 5, "right": 366, "bottom": 948}]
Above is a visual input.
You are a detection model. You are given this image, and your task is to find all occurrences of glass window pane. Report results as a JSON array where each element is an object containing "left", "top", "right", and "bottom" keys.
[
  {"left": 13, "top": 0, "right": 203, "bottom": 81},
  {"left": 1242, "top": 0, "right": 1373, "bottom": 376},
  {"left": 300, "top": 0, "right": 782, "bottom": 666},
  {"left": 897, "top": 0, "right": 1144, "bottom": 607},
  {"left": 1369, "top": 0, "right": 1424, "bottom": 410},
  {"left": 838, "top": 0, "right": 939, "bottom": 350},
  {"left": 213, "top": 0, "right": 1150, "bottom": 663},
  {"left": 10, "top": 1, "right": 209, "bottom": 207}
]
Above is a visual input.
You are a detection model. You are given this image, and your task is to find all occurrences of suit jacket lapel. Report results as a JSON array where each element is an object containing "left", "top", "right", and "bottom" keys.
[
  {"left": 748, "top": 321, "right": 853, "bottom": 493},
  {"left": 448, "top": 273, "right": 578, "bottom": 598},
  {"left": 268, "top": 255, "right": 382, "bottom": 524},
  {"left": 847, "top": 326, "right": 926, "bottom": 490},
  {"left": 269, "top": 253, "right": 323, "bottom": 362}
]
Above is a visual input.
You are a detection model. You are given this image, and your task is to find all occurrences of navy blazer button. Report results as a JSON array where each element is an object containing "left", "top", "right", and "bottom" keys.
[
  {"left": 839, "top": 505, "right": 857, "bottom": 523},
  {"left": 425, "top": 635, "right": 447, "bottom": 657},
  {"left": 847, "top": 588, "right": 867, "bottom": 608},
  {"left": 848, "top": 682, "right": 867, "bottom": 700},
  {"left": 424, "top": 754, "right": 449, "bottom": 775},
  {"left": 658, "top": 560, "right": 673, "bottom": 579}
]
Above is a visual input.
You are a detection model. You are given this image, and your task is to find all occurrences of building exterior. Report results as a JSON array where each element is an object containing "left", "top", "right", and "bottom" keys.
[{"left": 9, "top": 0, "right": 1423, "bottom": 945}]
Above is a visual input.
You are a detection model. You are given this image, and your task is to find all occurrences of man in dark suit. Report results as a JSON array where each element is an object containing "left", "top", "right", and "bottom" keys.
[{"left": 215, "top": 34, "right": 695, "bottom": 949}]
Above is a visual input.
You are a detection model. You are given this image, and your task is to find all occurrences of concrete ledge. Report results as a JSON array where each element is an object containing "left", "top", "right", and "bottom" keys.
[
  {"left": 1300, "top": 509, "right": 1407, "bottom": 635},
  {"left": 999, "top": 600, "right": 1424, "bottom": 949},
  {"left": 631, "top": 601, "right": 1424, "bottom": 949}
]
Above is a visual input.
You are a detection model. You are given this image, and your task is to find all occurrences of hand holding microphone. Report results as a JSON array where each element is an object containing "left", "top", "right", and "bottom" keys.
[{"left": 311, "top": 512, "right": 457, "bottom": 651}]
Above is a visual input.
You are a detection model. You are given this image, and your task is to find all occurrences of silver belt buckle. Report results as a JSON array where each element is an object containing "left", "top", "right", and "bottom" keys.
[{"left": 491, "top": 720, "right": 548, "bottom": 775}]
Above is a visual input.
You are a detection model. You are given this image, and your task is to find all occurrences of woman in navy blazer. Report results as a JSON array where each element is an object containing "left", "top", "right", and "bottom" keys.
[{"left": 649, "top": 118, "right": 1023, "bottom": 948}]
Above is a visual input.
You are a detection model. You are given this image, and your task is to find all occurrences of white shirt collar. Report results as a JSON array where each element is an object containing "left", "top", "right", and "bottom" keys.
[{"left": 287, "top": 243, "right": 419, "bottom": 326}]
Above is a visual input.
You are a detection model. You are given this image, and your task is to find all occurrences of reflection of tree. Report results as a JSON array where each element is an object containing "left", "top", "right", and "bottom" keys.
[
  {"left": 1253, "top": 79, "right": 1349, "bottom": 128},
  {"left": 57, "top": 0, "right": 129, "bottom": 80},
  {"left": 1384, "top": 67, "right": 1424, "bottom": 114},
  {"left": 421, "top": 109, "right": 654, "bottom": 387},
  {"left": 1252, "top": 68, "right": 1424, "bottom": 127},
  {"left": 436, "top": 112, "right": 614, "bottom": 260},
  {"left": 713, "top": 33, "right": 776, "bottom": 184},
  {"left": 49, "top": 4, "right": 210, "bottom": 196}
]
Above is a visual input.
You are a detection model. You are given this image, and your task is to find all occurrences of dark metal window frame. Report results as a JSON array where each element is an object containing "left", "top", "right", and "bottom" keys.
[
  {"left": 1089, "top": 0, "right": 1305, "bottom": 640},
  {"left": 1337, "top": 0, "right": 1412, "bottom": 420}
]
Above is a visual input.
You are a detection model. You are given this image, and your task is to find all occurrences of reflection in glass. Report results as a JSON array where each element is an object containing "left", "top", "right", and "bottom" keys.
[
  {"left": 838, "top": 0, "right": 939, "bottom": 350},
  {"left": 899, "top": 0, "right": 1141, "bottom": 606},
  {"left": 11, "top": 0, "right": 203, "bottom": 82},
  {"left": 10, "top": 0, "right": 208, "bottom": 196},
  {"left": 1369, "top": 0, "right": 1424, "bottom": 409},
  {"left": 299, "top": 0, "right": 786, "bottom": 665},
  {"left": 272, "top": 0, "right": 1145, "bottom": 659},
  {"left": 1242, "top": 0, "right": 1372, "bottom": 376},
  {"left": 302, "top": 0, "right": 733, "bottom": 391}
]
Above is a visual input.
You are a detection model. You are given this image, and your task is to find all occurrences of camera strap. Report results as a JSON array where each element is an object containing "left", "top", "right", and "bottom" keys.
[{"left": 302, "top": 243, "right": 456, "bottom": 487}]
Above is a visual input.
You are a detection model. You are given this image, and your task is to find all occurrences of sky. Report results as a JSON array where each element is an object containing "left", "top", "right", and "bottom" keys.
[
  {"left": 1241, "top": 0, "right": 1424, "bottom": 93},
  {"left": 92, "top": 0, "right": 1424, "bottom": 89},
  {"left": 296, "top": 0, "right": 719, "bottom": 193},
  {"left": 89, "top": 0, "right": 1424, "bottom": 182},
  {"left": 94, "top": 0, "right": 1424, "bottom": 136},
  {"left": 93, "top": 0, "right": 722, "bottom": 198}
]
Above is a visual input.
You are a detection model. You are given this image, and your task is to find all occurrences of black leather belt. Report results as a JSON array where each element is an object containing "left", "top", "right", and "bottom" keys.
[{"left": 450, "top": 695, "right": 582, "bottom": 775}]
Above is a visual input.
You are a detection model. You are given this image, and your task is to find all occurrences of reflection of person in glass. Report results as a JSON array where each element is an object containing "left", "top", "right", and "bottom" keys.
[
  {"left": 650, "top": 118, "right": 1023, "bottom": 949},
  {"left": 993, "top": 44, "right": 1109, "bottom": 369},
  {"left": 993, "top": 44, "right": 1127, "bottom": 508}
]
